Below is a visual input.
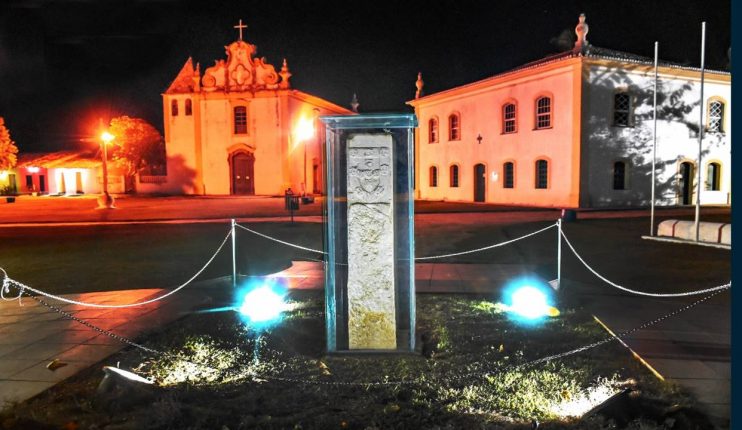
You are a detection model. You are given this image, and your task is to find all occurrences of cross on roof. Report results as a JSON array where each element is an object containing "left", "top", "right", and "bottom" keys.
[{"left": 234, "top": 19, "right": 247, "bottom": 41}]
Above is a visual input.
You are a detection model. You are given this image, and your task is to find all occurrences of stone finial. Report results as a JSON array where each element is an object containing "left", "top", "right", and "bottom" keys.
[
  {"left": 279, "top": 58, "right": 292, "bottom": 89},
  {"left": 350, "top": 93, "right": 359, "bottom": 113},
  {"left": 574, "top": 13, "right": 589, "bottom": 53},
  {"left": 415, "top": 72, "right": 424, "bottom": 99}
]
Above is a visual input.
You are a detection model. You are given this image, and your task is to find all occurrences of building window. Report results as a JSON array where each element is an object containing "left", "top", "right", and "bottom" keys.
[
  {"left": 171, "top": 100, "right": 179, "bottom": 116},
  {"left": 185, "top": 99, "right": 193, "bottom": 116},
  {"left": 503, "top": 162, "right": 514, "bottom": 188},
  {"left": 450, "top": 165, "right": 459, "bottom": 187},
  {"left": 503, "top": 103, "right": 516, "bottom": 134},
  {"left": 613, "top": 161, "right": 627, "bottom": 190},
  {"left": 613, "top": 93, "right": 631, "bottom": 126},
  {"left": 429, "top": 118, "right": 438, "bottom": 143},
  {"left": 429, "top": 166, "right": 438, "bottom": 187},
  {"left": 708, "top": 100, "right": 724, "bottom": 133},
  {"left": 233, "top": 106, "right": 248, "bottom": 134},
  {"left": 706, "top": 162, "right": 721, "bottom": 191},
  {"left": 449, "top": 114, "right": 460, "bottom": 140},
  {"left": 535, "top": 160, "right": 548, "bottom": 189},
  {"left": 535, "top": 96, "right": 552, "bottom": 129},
  {"left": 25, "top": 175, "right": 33, "bottom": 189}
]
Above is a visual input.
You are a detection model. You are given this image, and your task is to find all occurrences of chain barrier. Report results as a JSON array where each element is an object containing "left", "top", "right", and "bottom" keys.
[
  {"left": 235, "top": 221, "right": 557, "bottom": 261},
  {"left": 235, "top": 223, "right": 326, "bottom": 254},
  {"left": 560, "top": 229, "right": 732, "bottom": 297},
  {"left": 0, "top": 229, "right": 232, "bottom": 308}
]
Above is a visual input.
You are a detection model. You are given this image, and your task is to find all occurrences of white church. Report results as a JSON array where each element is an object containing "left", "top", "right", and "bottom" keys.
[
  {"left": 146, "top": 20, "right": 353, "bottom": 196},
  {"left": 408, "top": 14, "right": 731, "bottom": 208}
]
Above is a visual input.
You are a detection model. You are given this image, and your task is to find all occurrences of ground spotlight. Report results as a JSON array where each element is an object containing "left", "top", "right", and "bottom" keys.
[
  {"left": 235, "top": 280, "right": 288, "bottom": 328},
  {"left": 501, "top": 277, "right": 559, "bottom": 323}
]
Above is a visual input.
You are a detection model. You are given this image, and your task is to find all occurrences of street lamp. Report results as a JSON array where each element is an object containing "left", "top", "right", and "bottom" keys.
[{"left": 98, "top": 125, "right": 116, "bottom": 209}]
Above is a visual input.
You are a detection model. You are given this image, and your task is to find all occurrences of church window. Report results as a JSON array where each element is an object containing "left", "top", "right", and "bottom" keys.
[
  {"left": 708, "top": 100, "right": 724, "bottom": 133},
  {"left": 613, "top": 92, "right": 631, "bottom": 126},
  {"left": 535, "top": 159, "right": 548, "bottom": 189},
  {"left": 171, "top": 100, "right": 179, "bottom": 116},
  {"left": 429, "top": 118, "right": 438, "bottom": 143},
  {"left": 503, "top": 103, "right": 516, "bottom": 133},
  {"left": 450, "top": 164, "right": 459, "bottom": 187},
  {"left": 503, "top": 162, "right": 514, "bottom": 188},
  {"left": 234, "top": 106, "right": 248, "bottom": 134},
  {"left": 185, "top": 99, "right": 193, "bottom": 116},
  {"left": 706, "top": 162, "right": 721, "bottom": 191},
  {"left": 429, "top": 166, "right": 438, "bottom": 187},
  {"left": 449, "top": 114, "right": 460, "bottom": 140},
  {"left": 535, "top": 96, "right": 551, "bottom": 129},
  {"left": 613, "top": 161, "right": 627, "bottom": 190}
]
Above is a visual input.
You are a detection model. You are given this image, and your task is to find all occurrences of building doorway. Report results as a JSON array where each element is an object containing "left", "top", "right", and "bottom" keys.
[
  {"left": 231, "top": 152, "right": 255, "bottom": 195},
  {"left": 59, "top": 173, "right": 66, "bottom": 194},
  {"left": 679, "top": 161, "right": 694, "bottom": 205},
  {"left": 312, "top": 159, "right": 320, "bottom": 194},
  {"left": 474, "top": 163, "right": 486, "bottom": 202}
]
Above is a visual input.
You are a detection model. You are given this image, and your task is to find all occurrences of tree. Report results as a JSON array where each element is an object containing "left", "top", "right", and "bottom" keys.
[
  {"left": 107, "top": 116, "right": 165, "bottom": 178},
  {"left": 0, "top": 117, "right": 19, "bottom": 171}
]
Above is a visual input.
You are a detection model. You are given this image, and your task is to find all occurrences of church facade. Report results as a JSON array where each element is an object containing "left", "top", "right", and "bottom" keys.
[
  {"left": 408, "top": 15, "right": 731, "bottom": 208},
  {"left": 156, "top": 23, "right": 352, "bottom": 196}
]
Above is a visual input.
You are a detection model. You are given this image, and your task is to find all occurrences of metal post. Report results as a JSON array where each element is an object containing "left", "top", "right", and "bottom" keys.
[
  {"left": 650, "top": 41, "right": 659, "bottom": 236},
  {"left": 231, "top": 218, "right": 237, "bottom": 287},
  {"left": 557, "top": 219, "right": 562, "bottom": 290},
  {"left": 694, "top": 22, "right": 706, "bottom": 242}
]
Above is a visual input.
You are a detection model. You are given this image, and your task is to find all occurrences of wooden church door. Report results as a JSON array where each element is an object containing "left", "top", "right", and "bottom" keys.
[{"left": 232, "top": 152, "right": 255, "bottom": 195}]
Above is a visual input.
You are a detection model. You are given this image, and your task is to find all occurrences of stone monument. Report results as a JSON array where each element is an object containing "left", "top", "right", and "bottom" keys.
[{"left": 321, "top": 114, "right": 416, "bottom": 352}]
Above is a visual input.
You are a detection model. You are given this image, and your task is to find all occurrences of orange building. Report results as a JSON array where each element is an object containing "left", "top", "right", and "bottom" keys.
[
  {"left": 408, "top": 15, "right": 731, "bottom": 208},
  {"left": 158, "top": 21, "right": 353, "bottom": 196}
]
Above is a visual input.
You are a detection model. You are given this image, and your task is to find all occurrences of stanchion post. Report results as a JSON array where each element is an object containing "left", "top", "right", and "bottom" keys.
[
  {"left": 557, "top": 219, "right": 562, "bottom": 290},
  {"left": 231, "top": 219, "right": 237, "bottom": 288}
]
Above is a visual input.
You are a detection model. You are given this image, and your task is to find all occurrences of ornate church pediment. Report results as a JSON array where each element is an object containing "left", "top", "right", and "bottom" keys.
[{"left": 201, "top": 32, "right": 284, "bottom": 92}]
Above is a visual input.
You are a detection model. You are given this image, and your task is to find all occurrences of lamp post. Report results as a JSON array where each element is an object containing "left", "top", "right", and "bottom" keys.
[{"left": 98, "top": 121, "right": 115, "bottom": 209}]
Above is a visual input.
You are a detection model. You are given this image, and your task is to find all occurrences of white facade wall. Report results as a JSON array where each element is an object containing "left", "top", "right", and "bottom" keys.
[
  {"left": 415, "top": 62, "right": 582, "bottom": 207},
  {"left": 581, "top": 63, "right": 731, "bottom": 207}
]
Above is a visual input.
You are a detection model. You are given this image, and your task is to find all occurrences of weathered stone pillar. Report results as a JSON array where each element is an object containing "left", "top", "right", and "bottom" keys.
[{"left": 321, "top": 114, "right": 416, "bottom": 352}]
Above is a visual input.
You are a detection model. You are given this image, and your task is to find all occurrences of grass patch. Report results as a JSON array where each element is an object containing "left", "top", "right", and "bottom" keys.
[{"left": 1, "top": 292, "right": 708, "bottom": 429}]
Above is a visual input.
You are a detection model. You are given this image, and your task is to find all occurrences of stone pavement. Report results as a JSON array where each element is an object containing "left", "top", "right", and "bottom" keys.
[{"left": 0, "top": 287, "right": 210, "bottom": 406}]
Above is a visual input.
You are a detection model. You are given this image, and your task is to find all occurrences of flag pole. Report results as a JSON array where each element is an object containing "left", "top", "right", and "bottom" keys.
[
  {"left": 650, "top": 41, "right": 658, "bottom": 236},
  {"left": 695, "top": 22, "right": 706, "bottom": 242}
]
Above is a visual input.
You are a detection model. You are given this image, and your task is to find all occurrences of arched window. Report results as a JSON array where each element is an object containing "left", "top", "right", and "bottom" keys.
[
  {"left": 233, "top": 106, "right": 247, "bottom": 134},
  {"left": 706, "top": 162, "right": 721, "bottom": 191},
  {"left": 171, "top": 100, "right": 179, "bottom": 116},
  {"left": 185, "top": 99, "right": 193, "bottom": 116},
  {"left": 429, "top": 166, "right": 438, "bottom": 187},
  {"left": 708, "top": 100, "right": 724, "bottom": 133},
  {"left": 448, "top": 113, "right": 460, "bottom": 140},
  {"left": 613, "top": 161, "right": 627, "bottom": 190},
  {"left": 503, "top": 162, "right": 514, "bottom": 188},
  {"left": 503, "top": 103, "right": 517, "bottom": 133},
  {"left": 535, "top": 96, "right": 552, "bottom": 129},
  {"left": 613, "top": 92, "right": 631, "bottom": 126},
  {"left": 450, "top": 165, "right": 459, "bottom": 187},
  {"left": 428, "top": 118, "right": 439, "bottom": 143},
  {"left": 535, "top": 159, "right": 548, "bottom": 189}
]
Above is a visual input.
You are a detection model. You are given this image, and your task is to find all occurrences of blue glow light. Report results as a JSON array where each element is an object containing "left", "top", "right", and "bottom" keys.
[
  {"left": 501, "top": 277, "right": 559, "bottom": 324},
  {"left": 235, "top": 279, "right": 287, "bottom": 328}
]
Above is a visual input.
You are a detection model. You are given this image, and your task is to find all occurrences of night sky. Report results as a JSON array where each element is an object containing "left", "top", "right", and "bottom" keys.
[{"left": 0, "top": 0, "right": 730, "bottom": 153}]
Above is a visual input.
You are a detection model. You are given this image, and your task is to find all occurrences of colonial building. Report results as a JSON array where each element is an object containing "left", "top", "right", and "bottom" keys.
[
  {"left": 408, "top": 14, "right": 731, "bottom": 208},
  {"left": 158, "top": 21, "right": 353, "bottom": 196},
  {"left": 13, "top": 151, "right": 119, "bottom": 196}
]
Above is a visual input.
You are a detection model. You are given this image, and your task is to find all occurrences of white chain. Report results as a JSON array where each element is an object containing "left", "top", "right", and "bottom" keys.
[
  {"left": 235, "top": 221, "right": 557, "bottom": 261},
  {"left": 1, "top": 229, "right": 232, "bottom": 308},
  {"left": 235, "top": 223, "right": 326, "bottom": 254},
  {"left": 415, "top": 222, "right": 557, "bottom": 260},
  {"left": 560, "top": 229, "right": 731, "bottom": 297}
]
